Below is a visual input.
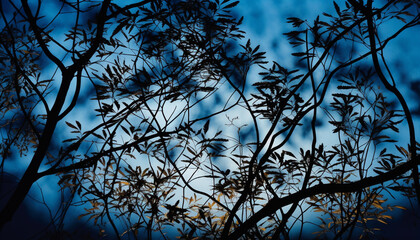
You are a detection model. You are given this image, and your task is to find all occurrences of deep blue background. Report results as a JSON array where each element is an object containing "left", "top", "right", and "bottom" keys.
[{"left": 1, "top": 0, "right": 420, "bottom": 239}]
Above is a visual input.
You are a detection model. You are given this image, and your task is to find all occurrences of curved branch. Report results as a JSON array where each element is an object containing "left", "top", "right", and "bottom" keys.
[
  {"left": 228, "top": 155, "right": 420, "bottom": 239},
  {"left": 364, "top": 0, "right": 420, "bottom": 203},
  {"left": 37, "top": 131, "right": 174, "bottom": 178},
  {"left": 21, "top": 0, "right": 66, "bottom": 71},
  {"left": 58, "top": 69, "right": 82, "bottom": 120}
]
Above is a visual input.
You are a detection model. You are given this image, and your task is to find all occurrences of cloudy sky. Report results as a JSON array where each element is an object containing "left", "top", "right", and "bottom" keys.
[
  {"left": 235, "top": 1, "right": 420, "bottom": 238},
  {"left": 2, "top": 0, "right": 420, "bottom": 239}
]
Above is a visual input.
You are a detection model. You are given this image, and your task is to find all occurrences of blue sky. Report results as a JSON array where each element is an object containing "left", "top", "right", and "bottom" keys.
[
  {"left": 234, "top": 1, "right": 420, "bottom": 238},
  {"left": 1, "top": 0, "right": 420, "bottom": 239}
]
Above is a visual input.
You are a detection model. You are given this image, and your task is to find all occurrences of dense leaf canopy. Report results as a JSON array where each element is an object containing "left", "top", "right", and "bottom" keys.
[{"left": 1, "top": 0, "right": 420, "bottom": 239}]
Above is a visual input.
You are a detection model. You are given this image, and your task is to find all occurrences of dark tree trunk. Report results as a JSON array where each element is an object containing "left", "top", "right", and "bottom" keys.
[{"left": 0, "top": 72, "right": 72, "bottom": 229}]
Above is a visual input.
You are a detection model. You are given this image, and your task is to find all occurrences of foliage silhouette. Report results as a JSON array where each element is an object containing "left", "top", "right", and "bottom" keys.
[{"left": 1, "top": 0, "right": 420, "bottom": 239}]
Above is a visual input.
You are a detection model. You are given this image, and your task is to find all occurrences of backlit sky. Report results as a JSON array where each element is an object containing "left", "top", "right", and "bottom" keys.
[{"left": 1, "top": 0, "right": 420, "bottom": 239}]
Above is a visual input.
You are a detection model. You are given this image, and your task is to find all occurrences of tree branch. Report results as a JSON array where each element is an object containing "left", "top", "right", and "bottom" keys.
[{"left": 228, "top": 155, "right": 420, "bottom": 239}]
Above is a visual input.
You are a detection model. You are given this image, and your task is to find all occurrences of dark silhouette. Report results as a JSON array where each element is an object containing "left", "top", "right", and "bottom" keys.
[{"left": 1, "top": 0, "right": 419, "bottom": 239}]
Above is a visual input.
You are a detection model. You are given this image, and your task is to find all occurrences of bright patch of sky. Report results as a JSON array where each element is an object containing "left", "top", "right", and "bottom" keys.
[
  {"left": 233, "top": 0, "right": 420, "bottom": 235},
  {"left": 3, "top": 0, "right": 420, "bottom": 238}
]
